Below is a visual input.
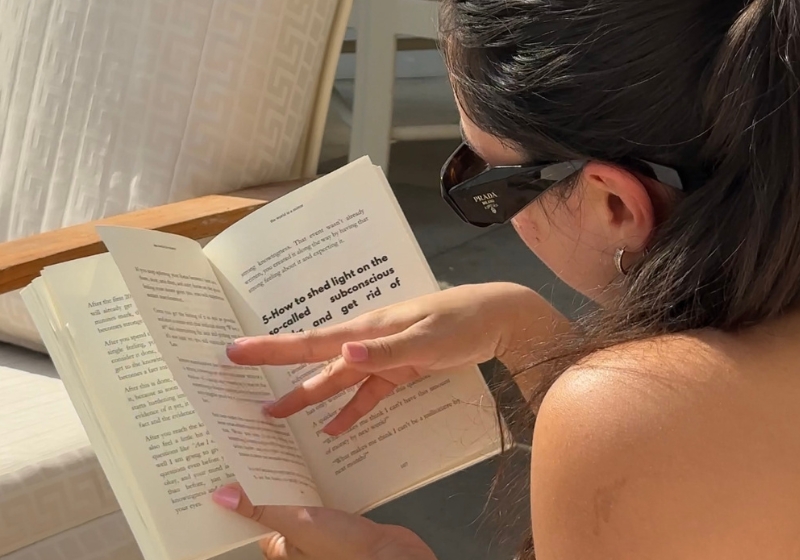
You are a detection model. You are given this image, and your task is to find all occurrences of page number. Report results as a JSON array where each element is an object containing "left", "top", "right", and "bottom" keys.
[{"left": 400, "top": 462, "right": 409, "bottom": 469}]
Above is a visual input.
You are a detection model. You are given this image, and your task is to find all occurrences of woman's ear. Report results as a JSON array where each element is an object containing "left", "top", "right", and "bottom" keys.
[{"left": 580, "top": 162, "right": 657, "bottom": 253}]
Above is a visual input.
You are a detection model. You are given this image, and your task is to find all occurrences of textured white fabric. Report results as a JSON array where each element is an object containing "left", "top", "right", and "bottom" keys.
[
  {"left": 1, "top": 510, "right": 264, "bottom": 560},
  {"left": 0, "top": 0, "right": 339, "bottom": 350},
  {"left": 1, "top": 513, "right": 142, "bottom": 560},
  {"left": 0, "top": 359, "right": 119, "bottom": 556},
  {"left": 0, "top": 343, "right": 56, "bottom": 377}
]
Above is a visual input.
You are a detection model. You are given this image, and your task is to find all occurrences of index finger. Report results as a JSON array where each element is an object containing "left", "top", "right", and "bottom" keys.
[{"left": 226, "top": 318, "right": 395, "bottom": 366}]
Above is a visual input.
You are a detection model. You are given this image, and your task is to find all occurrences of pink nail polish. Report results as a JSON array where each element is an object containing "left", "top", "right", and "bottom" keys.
[
  {"left": 227, "top": 337, "right": 248, "bottom": 350},
  {"left": 212, "top": 486, "right": 240, "bottom": 510},
  {"left": 344, "top": 342, "right": 369, "bottom": 362},
  {"left": 262, "top": 400, "right": 276, "bottom": 416}
]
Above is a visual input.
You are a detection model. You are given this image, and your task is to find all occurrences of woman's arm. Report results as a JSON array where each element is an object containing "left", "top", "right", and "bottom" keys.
[
  {"left": 492, "top": 283, "right": 572, "bottom": 399},
  {"left": 227, "top": 282, "right": 569, "bottom": 428}
]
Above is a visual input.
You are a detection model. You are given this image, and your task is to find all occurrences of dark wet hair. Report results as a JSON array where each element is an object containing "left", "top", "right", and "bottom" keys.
[{"left": 440, "top": 0, "right": 800, "bottom": 556}]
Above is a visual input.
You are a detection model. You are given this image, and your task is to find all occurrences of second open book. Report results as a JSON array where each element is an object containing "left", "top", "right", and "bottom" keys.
[{"left": 21, "top": 158, "right": 503, "bottom": 560}]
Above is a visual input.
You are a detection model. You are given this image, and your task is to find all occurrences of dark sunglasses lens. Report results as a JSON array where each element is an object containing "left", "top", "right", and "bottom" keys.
[
  {"left": 442, "top": 144, "right": 489, "bottom": 191},
  {"left": 450, "top": 170, "right": 555, "bottom": 226}
]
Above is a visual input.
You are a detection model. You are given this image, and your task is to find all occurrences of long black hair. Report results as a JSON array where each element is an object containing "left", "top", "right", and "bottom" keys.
[{"left": 440, "top": 0, "right": 800, "bottom": 556}]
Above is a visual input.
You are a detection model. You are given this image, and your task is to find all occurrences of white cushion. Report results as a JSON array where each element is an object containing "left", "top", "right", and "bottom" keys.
[
  {"left": 0, "top": 0, "right": 339, "bottom": 350},
  {"left": 1, "top": 510, "right": 264, "bottom": 560},
  {"left": 1, "top": 512, "right": 141, "bottom": 560},
  {"left": 0, "top": 345, "right": 118, "bottom": 556}
]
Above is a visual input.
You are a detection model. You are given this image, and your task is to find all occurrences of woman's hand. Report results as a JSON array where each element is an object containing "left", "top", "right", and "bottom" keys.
[
  {"left": 212, "top": 484, "right": 437, "bottom": 560},
  {"left": 227, "top": 282, "right": 567, "bottom": 434}
]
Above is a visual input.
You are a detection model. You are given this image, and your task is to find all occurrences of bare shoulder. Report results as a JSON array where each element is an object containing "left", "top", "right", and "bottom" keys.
[{"left": 530, "top": 332, "right": 800, "bottom": 560}]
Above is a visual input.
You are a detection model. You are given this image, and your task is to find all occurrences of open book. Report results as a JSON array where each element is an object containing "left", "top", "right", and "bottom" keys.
[{"left": 21, "top": 158, "right": 503, "bottom": 560}]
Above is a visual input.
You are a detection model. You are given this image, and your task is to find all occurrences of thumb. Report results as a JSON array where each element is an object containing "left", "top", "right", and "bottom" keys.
[
  {"left": 211, "top": 484, "right": 372, "bottom": 553},
  {"left": 211, "top": 483, "right": 311, "bottom": 538}
]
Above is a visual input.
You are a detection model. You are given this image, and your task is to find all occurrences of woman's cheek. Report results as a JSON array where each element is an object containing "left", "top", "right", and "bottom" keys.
[
  {"left": 511, "top": 206, "right": 571, "bottom": 276},
  {"left": 511, "top": 209, "right": 543, "bottom": 250}
]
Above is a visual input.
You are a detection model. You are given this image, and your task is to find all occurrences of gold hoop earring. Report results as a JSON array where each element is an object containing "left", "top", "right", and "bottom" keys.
[{"left": 614, "top": 247, "right": 628, "bottom": 276}]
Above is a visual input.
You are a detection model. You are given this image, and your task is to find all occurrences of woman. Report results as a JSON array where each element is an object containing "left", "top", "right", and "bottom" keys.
[{"left": 211, "top": 0, "right": 800, "bottom": 558}]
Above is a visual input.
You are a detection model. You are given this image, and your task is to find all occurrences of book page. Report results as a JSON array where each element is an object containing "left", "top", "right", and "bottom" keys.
[
  {"left": 32, "top": 255, "right": 268, "bottom": 560},
  {"left": 203, "top": 158, "right": 502, "bottom": 513},
  {"left": 22, "top": 280, "right": 165, "bottom": 560},
  {"left": 98, "top": 226, "right": 322, "bottom": 508}
]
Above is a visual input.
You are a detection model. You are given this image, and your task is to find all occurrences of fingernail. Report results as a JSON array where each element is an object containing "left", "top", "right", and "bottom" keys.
[
  {"left": 212, "top": 486, "right": 240, "bottom": 510},
  {"left": 343, "top": 342, "right": 368, "bottom": 363},
  {"left": 322, "top": 424, "right": 338, "bottom": 436},
  {"left": 262, "top": 400, "right": 276, "bottom": 416}
]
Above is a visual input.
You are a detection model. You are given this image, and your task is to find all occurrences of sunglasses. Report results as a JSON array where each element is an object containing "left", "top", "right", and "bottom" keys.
[{"left": 440, "top": 142, "right": 686, "bottom": 227}]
